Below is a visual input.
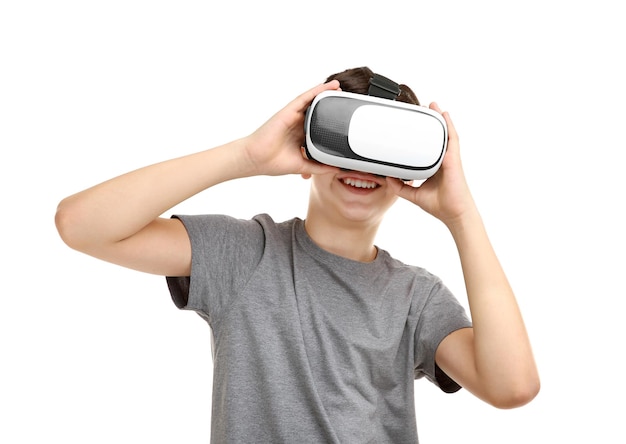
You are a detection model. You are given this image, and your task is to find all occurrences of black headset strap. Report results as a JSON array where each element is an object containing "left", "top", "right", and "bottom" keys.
[{"left": 368, "top": 73, "right": 401, "bottom": 100}]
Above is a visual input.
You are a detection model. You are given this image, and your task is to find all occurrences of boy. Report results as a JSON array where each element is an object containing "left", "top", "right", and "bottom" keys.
[{"left": 55, "top": 67, "right": 540, "bottom": 443}]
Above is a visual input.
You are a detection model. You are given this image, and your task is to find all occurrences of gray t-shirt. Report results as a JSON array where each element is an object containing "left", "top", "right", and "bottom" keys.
[{"left": 166, "top": 214, "right": 471, "bottom": 444}]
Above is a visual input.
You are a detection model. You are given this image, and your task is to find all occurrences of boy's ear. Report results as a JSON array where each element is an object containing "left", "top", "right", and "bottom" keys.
[{"left": 301, "top": 173, "right": 312, "bottom": 180}]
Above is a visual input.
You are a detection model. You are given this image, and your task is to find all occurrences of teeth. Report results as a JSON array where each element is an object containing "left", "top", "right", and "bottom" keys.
[{"left": 342, "top": 178, "right": 378, "bottom": 189}]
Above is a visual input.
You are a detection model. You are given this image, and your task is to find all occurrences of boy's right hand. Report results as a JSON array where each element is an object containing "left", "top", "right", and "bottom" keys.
[{"left": 241, "top": 80, "right": 341, "bottom": 177}]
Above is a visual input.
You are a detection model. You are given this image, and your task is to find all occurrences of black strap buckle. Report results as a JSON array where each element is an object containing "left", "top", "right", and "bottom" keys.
[{"left": 368, "top": 73, "right": 400, "bottom": 100}]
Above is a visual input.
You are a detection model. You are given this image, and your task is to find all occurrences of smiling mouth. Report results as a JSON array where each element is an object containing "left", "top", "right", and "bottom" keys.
[{"left": 341, "top": 178, "right": 380, "bottom": 189}]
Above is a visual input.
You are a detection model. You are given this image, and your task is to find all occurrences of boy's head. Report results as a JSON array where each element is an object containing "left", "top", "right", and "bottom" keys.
[{"left": 303, "top": 67, "right": 417, "bottom": 228}]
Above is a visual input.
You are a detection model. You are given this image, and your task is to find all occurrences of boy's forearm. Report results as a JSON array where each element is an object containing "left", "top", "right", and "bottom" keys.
[
  {"left": 447, "top": 207, "right": 538, "bottom": 391},
  {"left": 56, "top": 138, "right": 251, "bottom": 250}
]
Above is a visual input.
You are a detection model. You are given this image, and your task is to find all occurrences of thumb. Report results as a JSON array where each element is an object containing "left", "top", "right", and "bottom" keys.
[{"left": 386, "top": 177, "right": 419, "bottom": 203}]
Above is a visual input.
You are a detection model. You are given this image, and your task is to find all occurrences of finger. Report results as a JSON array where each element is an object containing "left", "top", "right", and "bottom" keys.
[
  {"left": 439, "top": 113, "right": 460, "bottom": 161},
  {"left": 386, "top": 177, "right": 418, "bottom": 202},
  {"left": 429, "top": 103, "right": 457, "bottom": 138},
  {"left": 429, "top": 102, "right": 442, "bottom": 113},
  {"left": 430, "top": 102, "right": 459, "bottom": 151},
  {"left": 302, "top": 159, "right": 340, "bottom": 176},
  {"left": 291, "top": 80, "right": 340, "bottom": 113},
  {"left": 443, "top": 111, "right": 459, "bottom": 144}
]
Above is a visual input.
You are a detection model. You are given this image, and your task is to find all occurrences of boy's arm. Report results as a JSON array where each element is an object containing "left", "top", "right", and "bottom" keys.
[
  {"left": 55, "top": 81, "right": 340, "bottom": 277},
  {"left": 387, "top": 105, "right": 540, "bottom": 408},
  {"left": 55, "top": 140, "right": 250, "bottom": 276},
  {"left": 436, "top": 206, "right": 540, "bottom": 409}
]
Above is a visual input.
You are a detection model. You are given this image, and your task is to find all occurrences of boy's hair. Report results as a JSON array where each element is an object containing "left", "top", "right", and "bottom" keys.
[{"left": 325, "top": 66, "right": 420, "bottom": 106}]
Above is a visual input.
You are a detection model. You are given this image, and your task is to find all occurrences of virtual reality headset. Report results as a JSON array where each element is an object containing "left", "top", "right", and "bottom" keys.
[{"left": 304, "top": 74, "right": 447, "bottom": 180}]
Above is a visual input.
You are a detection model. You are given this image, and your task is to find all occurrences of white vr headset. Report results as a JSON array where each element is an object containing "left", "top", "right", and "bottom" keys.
[{"left": 304, "top": 74, "right": 447, "bottom": 180}]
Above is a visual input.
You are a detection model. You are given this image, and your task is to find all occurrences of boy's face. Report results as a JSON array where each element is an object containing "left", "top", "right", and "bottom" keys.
[{"left": 307, "top": 169, "right": 399, "bottom": 226}]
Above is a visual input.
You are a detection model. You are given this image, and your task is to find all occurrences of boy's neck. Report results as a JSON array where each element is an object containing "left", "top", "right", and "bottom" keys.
[{"left": 303, "top": 216, "right": 379, "bottom": 263}]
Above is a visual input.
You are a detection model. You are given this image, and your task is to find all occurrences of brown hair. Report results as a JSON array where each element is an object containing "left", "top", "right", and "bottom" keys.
[{"left": 325, "top": 66, "right": 420, "bottom": 106}]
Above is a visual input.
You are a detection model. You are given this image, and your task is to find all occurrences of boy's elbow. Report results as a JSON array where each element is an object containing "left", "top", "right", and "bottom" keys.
[
  {"left": 488, "top": 376, "right": 541, "bottom": 409},
  {"left": 55, "top": 198, "right": 89, "bottom": 251}
]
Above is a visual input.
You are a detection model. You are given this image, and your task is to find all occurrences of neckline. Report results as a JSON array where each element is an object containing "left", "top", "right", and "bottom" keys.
[{"left": 293, "top": 218, "right": 386, "bottom": 271}]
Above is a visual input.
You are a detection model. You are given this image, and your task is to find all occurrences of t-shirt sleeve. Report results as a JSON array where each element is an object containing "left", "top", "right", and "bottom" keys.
[
  {"left": 413, "top": 277, "right": 472, "bottom": 393},
  {"left": 165, "top": 214, "right": 265, "bottom": 325}
]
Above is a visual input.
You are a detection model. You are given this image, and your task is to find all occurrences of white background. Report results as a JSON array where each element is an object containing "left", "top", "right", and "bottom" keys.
[{"left": 2, "top": 1, "right": 625, "bottom": 443}]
